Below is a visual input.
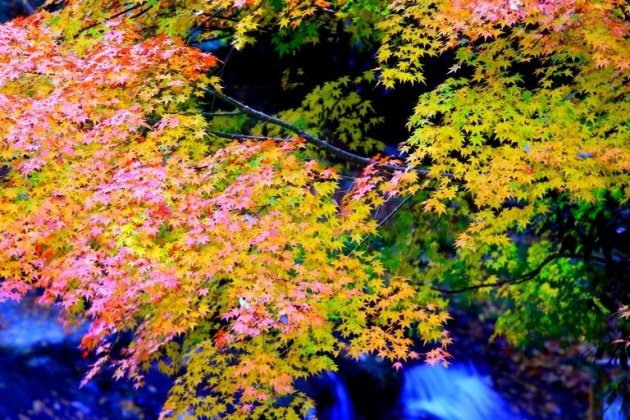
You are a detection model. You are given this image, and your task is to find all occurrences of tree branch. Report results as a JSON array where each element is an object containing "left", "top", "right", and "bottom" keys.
[
  {"left": 429, "top": 252, "right": 574, "bottom": 294},
  {"left": 203, "top": 111, "right": 245, "bottom": 117},
  {"left": 128, "top": 5, "right": 152, "bottom": 20},
  {"left": 205, "top": 89, "right": 424, "bottom": 174},
  {"left": 78, "top": 3, "right": 146, "bottom": 34},
  {"left": 209, "top": 130, "right": 290, "bottom": 142},
  {"left": 347, "top": 196, "right": 413, "bottom": 255}
]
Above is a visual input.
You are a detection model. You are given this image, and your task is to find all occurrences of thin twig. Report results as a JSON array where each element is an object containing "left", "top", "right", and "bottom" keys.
[
  {"left": 128, "top": 5, "right": 152, "bottom": 20},
  {"left": 378, "top": 196, "right": 413, "bottom": 229},
  {"left": 347, "top": 196, "right": 413, "bottom": 255},
  {"left": 209, "top": 131, "right": 290, "bottom": 142},
  {"left": 78, "top": 3, "right": 145, "bottom": 34},
  {"left": 429, "top": 252, "right": 574, "bottom": 294},
  {"left": 203, "top": 111, "right": 246, "bottom": 117},
  {"left": 319, "top": 94, "right": 344, "bottom": 131},
  {"left": 209, "top": 47, "right": 235, "bottom": 113}
]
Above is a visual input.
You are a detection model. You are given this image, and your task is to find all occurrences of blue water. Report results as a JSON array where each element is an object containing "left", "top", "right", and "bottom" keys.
[
  {"left": 325, "top": 372, "right": 354, "bottom": 420},
  {"left": 0, "top": 301, "right": 82, "bottom": 350},
  {"left": 398, "top": 363, "right": 516, "bottom": 420},
  {"left": 1, "top": 301, "right": 626, "bottom": 419},
  {"left": 310, "top": 362, "right": 517, "bottom": 420},
  {"left": 319, "top": 362, "right": 627, "bottom": 420},
  {"left": 0, "top": 300, "right": 169, "bottom": 418},
  {"left": 604, "top": 397, "right": 625, "bottom": 420},
  {"left": 307, "top": 372, "right": 355, "bottom": 420}
]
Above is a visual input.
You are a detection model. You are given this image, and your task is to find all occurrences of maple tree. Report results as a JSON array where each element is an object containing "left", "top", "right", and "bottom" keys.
[
  {"left": 0, "top": 0, "right": 629, "bottom": 417},
  {"left": 0, "top": 6, "right": 446, "bottom": 419}
]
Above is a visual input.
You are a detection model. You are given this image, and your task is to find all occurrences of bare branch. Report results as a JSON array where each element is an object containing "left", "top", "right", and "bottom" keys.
[
  {"left": 348, "top": 196, "right": 413, "bottom": 255},
  {"left": 429, "top": 252, "right": 575, "bottom": 294},
  {"left": 209, "top": 130, "right": 290, "bottom": 142},
  {"left": 205, "top": 89, "right": 425, "bottom": 174},
  {"left": 78, "top": 3, "right": 146, "bottom": 34},
  {"left": 203, "top": 111, "right": 246, "bottom": 117}
]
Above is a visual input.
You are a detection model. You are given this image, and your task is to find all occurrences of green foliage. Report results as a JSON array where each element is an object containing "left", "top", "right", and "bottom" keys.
[{"left": 252, "top": 74, "right": 384, "bottom": 157}]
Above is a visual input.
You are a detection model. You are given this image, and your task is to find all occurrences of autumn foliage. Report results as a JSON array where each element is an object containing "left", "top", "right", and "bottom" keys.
[
  {"left": 0, "top": 0, "right": 629, "bottom": 417},
  {"left": 0, "top": 8, "right": 446, "bottom": 418}
]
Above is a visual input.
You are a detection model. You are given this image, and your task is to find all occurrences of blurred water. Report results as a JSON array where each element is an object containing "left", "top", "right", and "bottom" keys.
[
  {"left": 398, "top": 363, "right": 516, "bottom": 420},
  {"left": 0, "top": 301, "right": 76, "bottom": 350},
  {"left": 0, "top": 300, "right": 623, "bottom": 419},
  {"left": 603, "top": 397, "right": 624, "bottom": 420},
  {"left": 306, "top": 372, "right": 354, "bottom": 420},
  {"left": 0, "top": 300, "right": 169, "bottom": 418},
  {"left": 315, "top": 362, "right": 517, "bottom": 420},
  {"left": 324, "top": 372, "right": 354, "bottom": 420}
]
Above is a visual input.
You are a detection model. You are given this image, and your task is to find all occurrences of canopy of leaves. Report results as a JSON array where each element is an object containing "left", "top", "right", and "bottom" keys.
[
  {"left": 0, "top": 0, "right": 629, "bottom": 417},
  {"left": 379, "top": 0, "right": 630, "bottom": 348},
  {"left": 0, "top": 8, "right": 446, "bottom": 418}
]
